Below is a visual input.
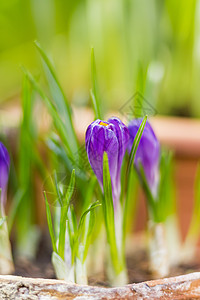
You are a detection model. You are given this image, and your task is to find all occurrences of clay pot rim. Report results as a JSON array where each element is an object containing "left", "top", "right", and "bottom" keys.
[{"left": 1, "top": 272, "right": 200, "bottom": 299}]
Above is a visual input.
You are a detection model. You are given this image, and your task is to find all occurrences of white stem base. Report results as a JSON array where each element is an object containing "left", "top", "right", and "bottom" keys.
[
  {"left": 0, "top": 220, "right": 14, "bottom": 275},
  {"left": 87, "top": 227, "right": 105, "bottom": 276},
  {"left": 165, "top": 215, "right": 181, "bottom": 266},
  {"left": 76, "top": 257, "right": 88, "bottom": 285},
  {"left": 52, "top": 252, "right": 75, "bottom": 283},
  {"left": 148, "top": 221, "right": 169, "bottom": 278},
  {"left": 106, "top": 245, "right": 128, "bottom": 287}
]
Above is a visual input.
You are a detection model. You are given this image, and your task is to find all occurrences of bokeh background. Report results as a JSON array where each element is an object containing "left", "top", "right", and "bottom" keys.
[{"left": 0, "top": 0, "right": 199, "bottom": 116}]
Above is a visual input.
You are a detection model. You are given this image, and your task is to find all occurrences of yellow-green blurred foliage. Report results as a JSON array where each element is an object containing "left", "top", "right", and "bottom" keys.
[{"left": 0, "top": 0, "right": 200, "bottom": 116}]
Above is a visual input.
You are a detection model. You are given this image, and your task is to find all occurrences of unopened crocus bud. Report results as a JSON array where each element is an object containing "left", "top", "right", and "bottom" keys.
[
  {"left": 0, "top": 142, "right": 14, "bottom": 274},
  {"left": 85, "top": 117, "right": 129, "bottom": 206},
  {"left": 128, "top": 119, "right": 160, "bottom": 198},
  {"left": 0, "top": 142, "right": 10, "bottom": 212}
]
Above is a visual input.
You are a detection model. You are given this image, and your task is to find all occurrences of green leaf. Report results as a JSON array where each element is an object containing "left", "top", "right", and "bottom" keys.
[
  {"left": 0, "top": 217, "right": 7, "bottom": 228},
  {"left": 58, "top": 169, "right": 75, "bottom": 259},
  {"left": 158, "top": 151, "right": 175, "bottom": 221},
  {"left": 123, "top": 115, "right": 148, "bottom": 241},
  {"left": 78, "top": 201, "right": 101, "bottom": 237},
  {"left": 102, "top": 152, "right": 120, "bottom": 273},
  {"left": 127, "top": 115, "right": 148, "bottom": 175},
  {"left": 53, "top": 171, "right": 63, "bottom": 207},
  {"left": 68, "top": 205, "right": 78, "bottom": 264},
  {"left": 135, "top": 63, "right": 148, "bottom": 100},
  {"left": 82, "top": 176, "right": 97, "bottom": 210},
  {"left": 82, "top": 210, "right": 95, "bottom": 262},
  {"left": 63, "top": 169, "right": 76, "bottom": 208},
  {"left": 122, "top": 167, "right": 138, "bottom": 236},
  {"left": 15, "top": 73, "right": 37, "bottom": 257},
  {"left": 138, "top": 162, "right": 156, "bottom": 220},
  {"left": 73, "top": 201, "right": 101, "bottom": 263},
  {"left": 21, "top": 67, "right": 78, "bottom": 167},
  {"left": 8, "top": 189, "right": 26, "bottom": 234},
  {"left": 82, "top": 177, "right": 102, "bottom": 255},
  {"left": 34, "top": 41, "right": 79, "bottom": 157},
  {"left": 90, "top": 48, "right": 102, "bottom": 119},
  {"left": 44, "top": 191, "right": 57, "bottom": 253}
]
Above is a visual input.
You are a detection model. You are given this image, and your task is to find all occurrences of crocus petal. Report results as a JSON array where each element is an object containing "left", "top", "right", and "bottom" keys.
[
  {"left": 0, "top": 142, "right": 10, "bottom": 206},
  {"left": 86, "top": 120, "right": 119, "bottom": 189},
  {"left": 108, "top": 117, "right": 130, "bottom": 194},
  {"left": 85, "top": 118, "right": 129, "bottom": 205},
  {"left": 128, "top": 119, "right": 160, "bottom": 197}
]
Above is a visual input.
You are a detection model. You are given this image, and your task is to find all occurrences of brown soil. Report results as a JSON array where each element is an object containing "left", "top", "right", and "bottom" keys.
[{"left": 13, "top": 233, "right": 200, "bottom": 287}]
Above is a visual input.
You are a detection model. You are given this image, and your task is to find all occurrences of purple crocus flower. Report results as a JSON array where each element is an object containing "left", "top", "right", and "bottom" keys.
[
  {"left": 0, "top": 142, "right": 10, "bottom": 209},
  {"left": 128, "top": 119, "right": 160, "bottom": 198},
  {"left": 85, "top": 117, "right": 129, "bottom": 206}
]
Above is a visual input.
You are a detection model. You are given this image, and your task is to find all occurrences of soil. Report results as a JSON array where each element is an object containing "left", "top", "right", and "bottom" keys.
[{"left": 13, "top": 232, "right": 200, "bottom": 287}]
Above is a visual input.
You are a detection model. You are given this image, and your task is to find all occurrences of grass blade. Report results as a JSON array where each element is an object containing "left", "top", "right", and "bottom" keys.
[
  {"left": 58, "top": 169, "right": 75, "bottom": 259},
  {"left": 34, "top": 41, "right": 79, "bottom": 156},
  {"left": 21, "top": 67, "right": 77, "bottom": 166},
  {"left": 127, "top": 115, "right": 148, "bottom": 175},
  {"left": 90, "top": 48, "right": 102, "bottom": 119},
  {"left": 123, "top": 115, "right": 148, "bottom": 242},
  {"left": 73, "top": 201, "right": 101, "bottom": 262},
  {"left": 138, "top": 162, "right": 156, "bottom": 219},
  {"left": 8, "top": 189, "right": 26, "bottom": 234},
  {"left": 103, "top": 152, "right": 120, "bottom": 273},
  {"left": 44, "top": 191, "right": 57, "bottom": 253}
]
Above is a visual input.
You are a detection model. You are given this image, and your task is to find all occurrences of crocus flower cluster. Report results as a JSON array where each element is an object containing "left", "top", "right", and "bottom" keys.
[{"left": 86, "top": 117, "right": 160, "bottom": 201}]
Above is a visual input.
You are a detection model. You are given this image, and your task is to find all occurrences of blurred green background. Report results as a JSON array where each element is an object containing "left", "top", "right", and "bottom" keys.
[{"left": 0, "top": 0, "right": 199, "bottom": 117}]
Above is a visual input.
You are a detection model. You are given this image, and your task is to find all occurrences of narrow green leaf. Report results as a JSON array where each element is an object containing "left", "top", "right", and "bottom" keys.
[
  {"left": 34, "top": 41, "right": 79, "bottom": 157},
  {"left": 8, "top": 189, "right": 26, "bottom": 234},
  {"left": 103, "top": 152, "right": 120, "bottom": 273},
  {"left": 90, "top": 48, "right": 102, "bottom": 119},
  {"left": 123, "top": 116, "right": 148, "bottom": 241},
  {"left": 82, "top": 177, "right": 101, "bottom": 260},
  {"left": 138, "top": 162, "right": 157, "bottom": 220},
  {"left": 82, "top": 201, "right": 99, "bottom": 262},
  {"left": 63, "top": 169, "right": 75, "bottom": 208},
  {"left": 122, "top": 167, "right": 138, "bottom": 236},
  {"left": 0, "top": 217, "right": 7, "bottom": 227},
  {"left": 127, "top": 115, "right": 148, "bottom": 176},
  {"left": 73, "top": 201, "right": 101, "bottom": 262},
  {"left": 16, "top": 73, "right": 36, "bottom": 255},
  {"left": 44, "top": 191, "right": 57, "bottom": 253},
  {"left": 82, "top": 176, "right": 97, "bottom": 210},
  {"left": 158, "top": 151, "right": 175, "bottom": 220},
  {"left": 21, "top": 67, "right": 77, "bottom": 166},
  {"left": 78, "top": 201, "right": 101, "bottom": 236},
  {"left": 135, "top": 63, "right": 148, "bottom": 100},
  {"left": 53, "top": 171, "right": 63, "bottom": 207},
  {"left": 68, "top": 205, "right": 78, "bottom": 264},
  {"left": 58, "top": 170, "right": 75, "bottom": 259}
]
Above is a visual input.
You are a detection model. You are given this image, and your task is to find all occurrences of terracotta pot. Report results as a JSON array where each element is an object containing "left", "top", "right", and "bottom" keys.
[
  {"left": 0, "top": 272, "right": 200, "bottom": 299},
  {"left": 1, "top": 102, "right": 200, "bottom": 297}
]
